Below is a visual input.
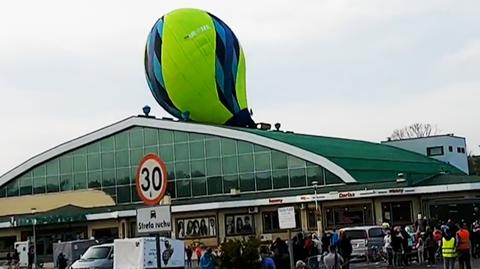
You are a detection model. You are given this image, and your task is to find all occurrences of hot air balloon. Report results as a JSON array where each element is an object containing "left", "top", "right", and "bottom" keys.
[{"left": 144, "top": 8, "right": 255, "bottom": 128}]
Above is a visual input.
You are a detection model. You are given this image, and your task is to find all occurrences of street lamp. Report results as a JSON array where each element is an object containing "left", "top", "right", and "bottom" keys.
[
  {"left": 311, "top": 181, "right": 321, "bottom": 236},
  {"left": 31, "top": 208, "right": 37, "bottom": 269}
]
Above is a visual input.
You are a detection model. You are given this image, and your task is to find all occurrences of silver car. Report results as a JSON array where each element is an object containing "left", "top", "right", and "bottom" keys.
[
  {"left": 339, "top": 226, "right": 385, "bottom": 260},
  {"left": 70, "top": 243, "right": 114, "bottom": 269}
]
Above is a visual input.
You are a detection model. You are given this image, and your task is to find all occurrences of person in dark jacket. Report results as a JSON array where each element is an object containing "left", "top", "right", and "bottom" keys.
[
  {"left": 271, "top": 238, "right": 289, "bottom": 269},
  {"left": 336, "top": 231, "right": 352, "bottom": 269},
  {"left": 57, "top": 252, "right": 68, "bottom": 269},
  {"left": 400, "top": 227, "right": 411, "bottom": 266}
]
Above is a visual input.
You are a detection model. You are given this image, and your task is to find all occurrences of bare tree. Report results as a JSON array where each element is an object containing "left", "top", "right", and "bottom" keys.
[{"left": 390, "top": 123, "right": 438, "bottom": 140}]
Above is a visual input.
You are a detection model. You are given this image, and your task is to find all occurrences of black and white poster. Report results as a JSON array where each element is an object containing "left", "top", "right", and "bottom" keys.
[
  {"left": 176, "top": 216, "right": 216, "bottom": 239},
  {"left": 225, "top": 214, "right": 255, "bottom": 236}
]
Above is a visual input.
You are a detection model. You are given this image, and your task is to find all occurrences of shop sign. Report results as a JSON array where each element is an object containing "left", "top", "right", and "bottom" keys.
[
  {"left": 269, "top": 198, "right": 283, "bottom": 204},
  {"left": 278, "top": 206, "right": 296, "bottom": 229},
  {"left": 388, "top": 188, "right": 404, "bottom": 194},
  {"left": 338, "top": 192, "right": 355, "bottom": 199}
]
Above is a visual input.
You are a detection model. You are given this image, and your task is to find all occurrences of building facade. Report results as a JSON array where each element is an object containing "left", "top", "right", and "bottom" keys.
[
  {"left": 382, "top": 134, "right": 469, "bottom": 174},
  {"left": 0, "top": 116, "right": 479, "bottom": 262}
]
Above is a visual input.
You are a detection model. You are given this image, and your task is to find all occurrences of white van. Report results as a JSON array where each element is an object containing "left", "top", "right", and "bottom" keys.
[{"left": 339, "top": 226, "right": 385, "bottom": 259}]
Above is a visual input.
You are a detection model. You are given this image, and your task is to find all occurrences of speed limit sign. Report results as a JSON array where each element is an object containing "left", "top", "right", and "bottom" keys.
[{"left": 135, "top": 154, "right": 168, "bottom": 206}]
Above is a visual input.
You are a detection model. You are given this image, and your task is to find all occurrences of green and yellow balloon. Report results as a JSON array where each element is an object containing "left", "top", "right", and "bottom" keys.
[{"left": 144, "top": 8, "right": 255, "bottom": 127}]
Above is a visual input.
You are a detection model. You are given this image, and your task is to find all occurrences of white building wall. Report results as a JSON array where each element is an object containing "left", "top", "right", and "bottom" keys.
[{"left": 382, "top": 135, "right": 469, "bottom": 174}]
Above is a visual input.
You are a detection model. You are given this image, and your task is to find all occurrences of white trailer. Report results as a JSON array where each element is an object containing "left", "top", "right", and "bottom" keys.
[{"left": 114, "top": 237, "right": 185, "bottom": 269}]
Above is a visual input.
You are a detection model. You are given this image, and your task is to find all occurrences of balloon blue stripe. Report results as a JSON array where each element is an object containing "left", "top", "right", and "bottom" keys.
[
  {"left": 153, "top": 55, "right": 165, "bottom": 88},
  {"left": 215, "top": 57, "right": 225, "bottom": 93},
  {"left": 212, "top": 19, "right": 227, "bottom": 49},
  {"left": 155, "top": 18, "right": 164, "bottom": 38}
]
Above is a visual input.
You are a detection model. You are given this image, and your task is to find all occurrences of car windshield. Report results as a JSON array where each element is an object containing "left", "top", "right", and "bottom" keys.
[
  {"left": 344, "top": 230, "right": 367, "bottom": 240},
  {"left": 82, "top": 247, "right": 111, "bottom": 260},
  {"left": 368, "top": 228, "right": 385, "bottom": 238}
]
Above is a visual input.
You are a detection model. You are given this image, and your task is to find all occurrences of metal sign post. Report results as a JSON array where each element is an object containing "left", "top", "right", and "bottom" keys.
[
  {"left": 278, "top": 206, "right": 296, "bottom": 269},
  {"left": 136, "top": 154, "right": 170, "bottom": 269}
]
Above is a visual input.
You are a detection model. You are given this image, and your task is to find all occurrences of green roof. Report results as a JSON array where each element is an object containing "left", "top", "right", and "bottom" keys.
[{"left": 241, "top": 128, "right": 465, "bottom": 184}]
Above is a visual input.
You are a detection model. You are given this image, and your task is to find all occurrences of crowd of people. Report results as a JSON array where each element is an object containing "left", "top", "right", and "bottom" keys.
[{"left": 382, "top": 215, "right": 480, "bottom": 269}]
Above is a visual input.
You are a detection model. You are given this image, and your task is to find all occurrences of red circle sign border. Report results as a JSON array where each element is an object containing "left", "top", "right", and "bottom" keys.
[{"left": 135, "top": 153, "right": 168, "bottom": 206}]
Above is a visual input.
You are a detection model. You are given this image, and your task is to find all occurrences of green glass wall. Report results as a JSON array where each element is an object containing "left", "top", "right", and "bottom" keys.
[{"left": 0, "top": 127, "right": 343, "bottom": 203}]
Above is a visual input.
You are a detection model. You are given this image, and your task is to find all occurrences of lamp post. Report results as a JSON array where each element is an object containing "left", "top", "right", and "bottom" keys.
[
  {"left": 31, "top": 208, "right": 37, "bottom": 269},
  {"left": 311, "top": 181, "right": 320, "bottom": 236}
]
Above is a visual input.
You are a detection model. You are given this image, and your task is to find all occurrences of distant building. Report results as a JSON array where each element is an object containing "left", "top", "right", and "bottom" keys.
[{"left": 382, "top": 134, "right": 469, "bottom": 174}]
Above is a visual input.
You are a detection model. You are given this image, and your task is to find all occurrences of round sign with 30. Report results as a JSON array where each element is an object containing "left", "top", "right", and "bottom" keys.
[{"left": 136, "top": 154, "right": 168, "bottom": 206}]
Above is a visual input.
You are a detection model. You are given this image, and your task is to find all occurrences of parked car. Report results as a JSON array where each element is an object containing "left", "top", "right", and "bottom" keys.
[
  {"left": 70, "top": 243, "right": 114, "bottom": 269},
  {"left": 339, "top": 226, "right": 385, "bottom": 260}
]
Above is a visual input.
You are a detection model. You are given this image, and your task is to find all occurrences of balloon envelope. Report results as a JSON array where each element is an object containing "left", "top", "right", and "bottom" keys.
[{"left": 144, "top": 8, "right": 255, "bottom": 127}]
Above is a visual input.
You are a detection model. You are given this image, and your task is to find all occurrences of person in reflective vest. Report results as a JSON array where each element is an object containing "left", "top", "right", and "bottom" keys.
[
  {"left": 456, "top": 223, "right": 471, "bottom": 269},
  {"left": 442, "top": 232, "right": 457, "bottom": 269}
]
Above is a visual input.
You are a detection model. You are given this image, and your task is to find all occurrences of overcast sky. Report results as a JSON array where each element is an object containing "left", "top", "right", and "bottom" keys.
[{"left": 1, "top": 0, "right": 479, "bottom": 175}]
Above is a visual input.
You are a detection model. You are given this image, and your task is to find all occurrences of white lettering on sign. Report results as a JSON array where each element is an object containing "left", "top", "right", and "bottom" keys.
[{"left": 137, "top": 206, "right": 172, "bottom": 233}]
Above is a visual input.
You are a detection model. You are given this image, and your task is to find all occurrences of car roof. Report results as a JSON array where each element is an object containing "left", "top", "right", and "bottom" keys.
[
  {"left": 92, "top": 243, "right": 114, "bottom": 247},
  {"left": 340, "top": 226, "right": 383, "bottom": 231}
]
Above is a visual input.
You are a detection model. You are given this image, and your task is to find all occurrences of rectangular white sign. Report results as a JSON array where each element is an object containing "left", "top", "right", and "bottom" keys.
[
  {"left": 278, "top": 206, "right": 296, "bottom": 229},
  {"left": 144, "top": 238, "right": 185, "bottom": 268},
  {"left": 137, "top": 206, "right": 172, "bottom": 233}
]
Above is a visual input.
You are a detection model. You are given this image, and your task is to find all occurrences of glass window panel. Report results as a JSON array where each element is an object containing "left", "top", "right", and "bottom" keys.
[
  {"left": 73, "top": 155, "right": 86, "bottom": 172},
  {"left": 20, "top": 175, "right": 33, "bottom": 195},
  {"left": 0, "top": 187, "right": 5, "bottom": 198},
  {"left": 102, "top": 169, "right": 115, "bottom": 187},
  {"left": 273, "top": 169, "right": 289, "bottom": 189},
  {"left": 167, "top": 180, "right": 176, "bottom": 198},
  {"left": 206, "top": 158, "right": 221, "bottom": 176},
  {"left": 189, "top": 141, "right": 205, "bottom": 159},
  {"left": 115, "top": 132, "right": 129, "bottom": 150},
  {"left": 191, "top": 160, "right": 206, "bottom": 177},
  {"left": 175, "top": 143, "right": 189, "bottom": 161},
  {"left": 46, "top": 160, "right": 59, "bottom": 176},
  {"left": 176, "top": 179, "right": 192, "bottom": 198},
  {"left": 117, "top": 185, "right": 131, "bottom": 204},
  {"left": 223, "top": 175, "right": 239, "bottom": 193},
  {"left": 74, "top": 173, "right": 87, "bottom": 190},
  {"left": 255, "top": 152, "right": 271, "bottom": 171},
  {"left": 33, "top": 177, "right": 46, "bottom": 194},
  {"left": 256, "top": 171, "right": 272, "bottom": 191},
  {"left": 46, "top": 175, "right": 59, "bottom": 193},
  {"left": 87, "top": 154, "right": 101, "bottom": 171},
  {"left": 191, "top": 177, "right": 207, "bottom": 196},
  {"left": 205, "top": 139, "right": 221, "bottom": 158},
  {"left": 237, "top": 141, "right": 253, "bottom": 154},
  {"left": 272, "top": 151, "right": 288, "bottom": 169},
  {"left": 207, "top": 176, "right": 222, "bottom": 195},
  {"left": 189, "top": 133, "right": 205, "bottom": 141},
  {"left": 116, "top": 167, "right": 130, "bottom": 185},
  {"left": 307, "top": 166, "right": 325, "bottom": 186},
  {"left": 238, "top": 154, "right": 254, "bottom": 173},
  {"left": 129, "top": 128, "right": 144, "bottom": 148},
  {"left": 288, "top": 156, "right": 306, "bottom": 169},
  {"left": 306, "top": 161, "right": 317, "bottom": 167},
  {"left": 131, "top": 185, "right": 140, "bottom": 202},
  {"left": 159, "top": 130, "right": 173, "bottom": 144},
  {"left": 325, "top": 170, "right": 343, "bottom": 185},
  {"left": 175, "top": 161, "right": 190, "bottom": 179},
  {"left": 166, "top": 162, "right": 175, "bottom": 180},
  {"left": 86, "top": 142, "right": 100, "bottom": 154},
  {"left": 33, "top": 165, "right": 46, "bottom": 177},
  {"left": 290, "top": 168, "right": 307, "bottom": 187},
  {"left": 130, "top": 166, "right": 138, "bottom": 184},
  {"left": 221, "top": 139, "right": 237, "bottom": 156},
  {"left": 144, "top": 128, "right": 158, "bottom": 146},
  {"left": 60, "top": 156, "right": 73, "bottom": 174},
  {"left": 240, "top": 173, "right": 255, "bottom": 192},
  {"left": 159, "top": 145, "right": 174, "bottom": 162},
  {"left": 101, "top": 152, "right": 114, "bottom": 169},
  {"left": 130, "top": 148, "right": 144, "bottom": 166},
  {"left": 60, "top": 174, "right": 73, "bottom": 191},
  {"left": 88, "top": 171, "right": 102, "bottom": 188},
  {"left": 174, "top": 131, "right": 188, "bottom": 143},
  {"left": 222, "top": 156, "right": 238, "bottom": 175},
  {"left": 115, "top": 151, "right": 129, "bottom": 167},
  {"left": 101, "top": 136, "right": 114, "bottom": 151},
  {"left": 254, "top": 144, "right": 269, "bottom": 152},
  {"left": 6, "top": 180, "right": 19, "bottom": 197},
  {"left": 144, "top": 145, "right": 158, "bottom": 155}
]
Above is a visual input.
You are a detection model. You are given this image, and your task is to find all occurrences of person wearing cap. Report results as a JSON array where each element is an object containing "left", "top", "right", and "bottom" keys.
[
  {"left": 295, "top": 260, "right": 306, "bottom": 269},
  {"left": 456, "top": 223, "right": 471, "bottom": 269}
]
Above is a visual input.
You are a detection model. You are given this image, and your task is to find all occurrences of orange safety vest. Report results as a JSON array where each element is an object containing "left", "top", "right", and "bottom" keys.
[{"left": 457, "top": 229, "right": 470, "bottom": 250}]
